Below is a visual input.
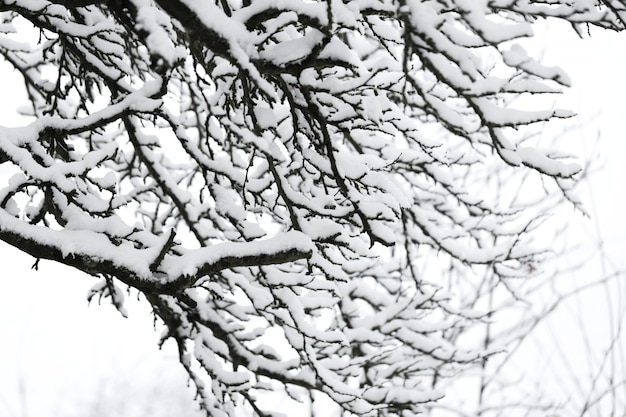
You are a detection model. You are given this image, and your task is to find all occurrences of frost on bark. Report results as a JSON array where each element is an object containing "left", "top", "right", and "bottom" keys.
[{"left": 0, "top": 1, "right": 624, "bottom": 416}]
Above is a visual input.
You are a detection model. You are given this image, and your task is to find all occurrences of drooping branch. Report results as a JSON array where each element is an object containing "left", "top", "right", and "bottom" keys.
[{"left": 0, "top": 209, "right": 313, "bottom": 294}]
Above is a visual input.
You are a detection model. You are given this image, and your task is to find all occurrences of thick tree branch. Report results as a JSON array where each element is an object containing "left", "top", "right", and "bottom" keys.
[{"left": 0, "top": 212, "right": 313, "bottom": 295}]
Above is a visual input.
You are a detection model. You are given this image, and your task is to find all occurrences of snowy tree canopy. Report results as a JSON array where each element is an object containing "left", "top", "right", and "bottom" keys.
[{"left": 0, "top": 1, "right": 624, "bottom": 416}]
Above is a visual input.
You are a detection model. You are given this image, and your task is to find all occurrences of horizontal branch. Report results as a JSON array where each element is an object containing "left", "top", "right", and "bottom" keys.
[
  {"left": 159, "top": 231, "right": 314, "bottom": 292},
  {"left": 0, "top": 209, "right": 313, "bottom": 294}
]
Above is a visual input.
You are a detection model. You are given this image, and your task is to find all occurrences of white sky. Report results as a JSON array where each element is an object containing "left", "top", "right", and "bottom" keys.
[{"left": 0, "top": 18, "right": 625, "bottom": 417}]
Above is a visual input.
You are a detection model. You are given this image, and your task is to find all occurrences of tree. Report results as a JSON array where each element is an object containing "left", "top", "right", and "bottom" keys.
[{"left": 0, "top": 1, "right": 624, "bottom": 416}]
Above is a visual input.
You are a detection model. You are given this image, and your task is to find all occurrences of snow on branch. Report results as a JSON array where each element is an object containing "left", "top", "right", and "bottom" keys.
[
  {"left": 0, "top": 206, "right": 312, "bottom": 294},
  {"left": 165, "top": 231, "right": 313, "bottom": 277}
]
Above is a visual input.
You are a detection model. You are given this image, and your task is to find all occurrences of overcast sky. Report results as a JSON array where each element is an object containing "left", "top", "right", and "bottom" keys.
[{"left": 0, "top": 19, "right": 625, "bottom": 417}]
